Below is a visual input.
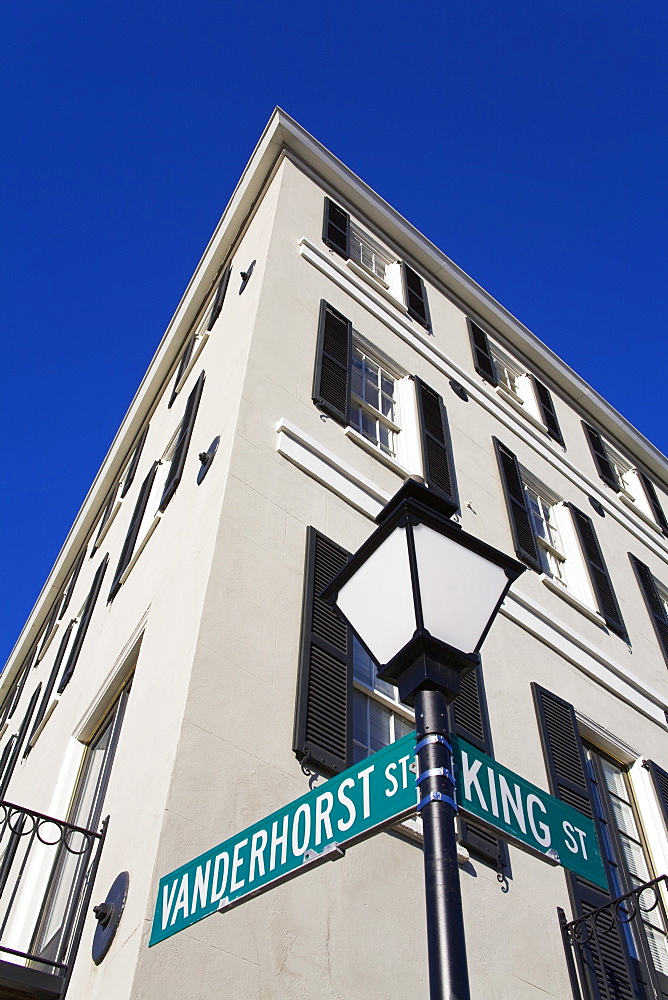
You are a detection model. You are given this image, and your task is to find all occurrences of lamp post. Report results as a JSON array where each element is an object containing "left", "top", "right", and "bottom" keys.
[{"left": 322, "top": 479, "right": 525, "bottom": 1000}]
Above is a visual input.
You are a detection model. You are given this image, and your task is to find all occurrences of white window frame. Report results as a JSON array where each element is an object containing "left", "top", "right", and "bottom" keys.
[
  {"left": 344, "top": 334, "right": 422, "bottom": 479},
  {"left": 171, "top": 314, "right": 210, "bottom": 405},
  {"left": 490, "top": 345, "right": 548, "bottom": 431},
  {"left": 352, "top": 638, "right": 414, "bottom": 763},
  {"left": 343, "top": 223, "right": 404, "bottom": 304}
]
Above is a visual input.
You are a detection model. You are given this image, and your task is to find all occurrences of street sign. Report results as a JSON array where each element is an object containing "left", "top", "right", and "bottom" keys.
[
  {"left": 149, "top": 732, "right": 418, "bottom": 946},
  {"left": 452, "top": 738, "right": 607, "bottom": 889},
  {"left": 150, "top": 731, "right": 608, "bottom": 947}
]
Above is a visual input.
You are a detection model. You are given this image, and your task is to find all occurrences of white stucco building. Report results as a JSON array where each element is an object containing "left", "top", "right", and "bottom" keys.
[{"left": 1, "top": 109, "right": 668, "bottom": 1000}]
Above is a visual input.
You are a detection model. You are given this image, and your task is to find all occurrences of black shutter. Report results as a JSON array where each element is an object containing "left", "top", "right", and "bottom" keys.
[
  {"left": 38, "top": 598, "right": 62, "bottom": 657},
  {"left": 401, "top": 262, "right": 430, "bottom": 329},
  {"left": 0, "top": 684, "right": 42, "bottom": 799},
  {"left": 168, "top": 333, "right": 197, "bottom": 409},
  {"left": 450, "top": 663, "right": 507, "bottom": 866},
  {"left": 109, "top": 463, "right": 159, "bottom": 601},
  {"left": 493, "top": 439, "right": 542, "bottom": 572},
  {"left": 639, "top": 472, "right": 668, "bottom": 535},
  {"left": 322, "top": 198, "right": 350, "bottom": 259},
  {"left": 58, "top": 548, "right": 86, "bottom": 619},
  {"left": 646, "top": 760, "right": 668, "bottom": 830},
  {"left": 533, "top": 684, "right": 638, "bottom": 1000},
  {"left": 58, "top": 555, "right": 108, "bottom": 694},
  {"left": 629, "top": 554, "right": 668, "bottom": 663},
  {"left": 415, "top": 378, "right": 459, "bottom": 514},
  {"left": 160, "top": 371, "right": 205, "bottom": 512},
  {"left": 534, "top": 378, "right": 564, "bottom": 446},
  {"left": 24, "top": 620, "right": 75, "bottom": 756},
  {"left": 293, "top": 528, "right": 352, "bottom": 776},
  {"left": 312, "top": 300, "right": 351, "bottom": 426},
  {"left": 570, "top": 505, "right": 627, "bottom": 637},
  {"left": 120, "top": 424, "right": 149, "bottom": 499},
  {"left": 468, "top": 320, "right": 498, "bottom": 385},
  {"left": 207, "top": 263, "right": 232, "bottom": 331},
  {"left": 583, "top": 423, "right": 619, "bottom": 491},
  {"left": 3, "top": 645, "right": 37, "bottom": 724}
]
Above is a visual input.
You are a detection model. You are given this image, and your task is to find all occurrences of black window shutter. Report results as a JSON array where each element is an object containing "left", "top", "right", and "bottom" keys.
[
  {"left": 493, "top": 439, "right": 542, "bottom": 572},
  {"left": 312, "top": 300, "right": 352, "bottom": 426},
  {"left": 450, "top": 663, "right": 507, "bottom": 867},
  {"left": 569, "top": 505, "right": 627, "bottom": 637},
  {"left": 401, "top": 262, "right": 430, "bottom": 329},
  {"left": 58, "top": 555, "right": 109, "bottom": 694},
  {"left": 160, "top": 371, "right": 205, "bottom": 512},
  {"left": 4, "top": 645, "right": 37, "bottom": 723},
  {"left": 467, "top": 320, "right": 498, "bottom": 385},
  {"left": 629, "top": 554, "right": 668, "bottom": 663},
  {"left": 110, "top": 463, "right": 158, "bottom": 601},
  {"left": 645, "top": 760, "right": 668, "bottom": 830},
  {"left": 638, "top": 472, "right": 668, "bottom": 535},
  {"left": 0, "top": 683, "right": 42, "bottom": 799},
  {"left": 532, "top": 683, "right": 638, "bottom": 1000},
  {"left": 582, "top": 422, "right": 619, "bottom": 491},
  {"left": 25, "top": 620, "right": 76, "bottom": 756},
  {"left": 207, "top": 263, "right": 232, "bottom": 331},
  {"left": 293, "top": 528, "right": 352, "bottom": 776},
  {"left": 533, "top": 378, "right": 564, "bottom": 446},
  {"left": 38, "top": 597, "right": 62, "bottom": 657},
  {"left": 58, "top": 548, "right": 86, "bottom": 619},
  {"left": 415, "top": 378, "right": 459, "bottom": 515},
  {"left": 322, "top": 198, "right": 350, "bottom": 259},
  {"left": 120, "top": 424, "right": 149, "bottom": 499},
  {"left": 168, "top": 334, "right": 197, "bottom": 409}
]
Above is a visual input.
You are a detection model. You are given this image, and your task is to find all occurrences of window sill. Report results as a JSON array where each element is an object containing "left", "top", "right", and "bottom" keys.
[
  {"left": 344, "top": 426, "right": 412, "bottom": 479},
  {"left": 540, "top": 575, "right": 606, "bottom": 627},
  {"left": 93, "top": 498, "right": 123, "bottom": 550},
  {"left": 495, "top": 386, "right": 549, "bottom": 435},
  {"left": 619, "top": 493, "right": 663, "bottom": 534},
  {"left": 28, "top": 698, "right": 59, "bottom": 747},
  {"left": 119, "top": 513, "right": 162, "bottom": 586}
]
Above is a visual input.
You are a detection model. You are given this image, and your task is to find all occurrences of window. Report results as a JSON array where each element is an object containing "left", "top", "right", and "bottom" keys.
[
  {"left": 33, "top": 681, "right": 131, "bottom": 965},
  {"left": 583, "top": 422, "right": 668, "bottom": 534},
  {"left": 352, "top": 637, "right": 412, "bottom": 763},
  {"left": 350, "top": 346, "right": 399, "bottom": 458},
  {"left": 322, "top": 198, "right": 430, "bottom": 328},
  {"left": 534, "top": 684, "right": 668, "bottom": 1000},
  {"left": 294, "top": 527, "right": 507, "bottom": 866},
  {"left": 630, "top": 554, "right": 668, "bottom": 664},
  {"left": 495, "top": 439, "right": 627, "bottom": 635},
  {"left": 312, "top": 300, "right": 459, "bottom": 513},
  {"left": 585, "top": 746, "right": 668, "bottom": 987},
  {"left": 469, "top": 320, "right": 564, "bottom": 445}
]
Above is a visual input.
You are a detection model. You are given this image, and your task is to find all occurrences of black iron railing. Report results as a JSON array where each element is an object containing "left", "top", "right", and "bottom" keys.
[
  {"left": 559, "top": 875, "right": 668, "bottom": 1000},
  {"left": 0, "top": 800, "right": 107, "bottom": 998}
]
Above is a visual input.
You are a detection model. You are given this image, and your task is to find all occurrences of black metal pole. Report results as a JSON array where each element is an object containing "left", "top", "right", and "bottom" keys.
[{"left": 414, "top": 686, "right": 471, "bottom": 1000}]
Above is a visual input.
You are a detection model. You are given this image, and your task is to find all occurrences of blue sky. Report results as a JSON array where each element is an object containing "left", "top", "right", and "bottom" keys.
[{"left": 1, "top": 0, "right": 666, "bottom": 664}]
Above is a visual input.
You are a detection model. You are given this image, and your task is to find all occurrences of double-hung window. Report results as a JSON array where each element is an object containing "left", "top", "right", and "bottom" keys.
[
  {"left": 583, "top": 422, "right": 668, "bottom": 535},
  {"left": 312, "top": 300, "right": 459, "bottom": 514},
  {"left": 469, "top": 319, "right": 564, "bottom": 445},
  {"left": 352, "top": 637, "right": 413, "bottom": 764},
  {"left": 630, "top": 554, "right": 668, "bottom": 664},
  {"left": 495, "top": 439, "right": 627, "bottom": 635},
  {"left": 322, "top": 198, "right": 431, "bottom": 329}
]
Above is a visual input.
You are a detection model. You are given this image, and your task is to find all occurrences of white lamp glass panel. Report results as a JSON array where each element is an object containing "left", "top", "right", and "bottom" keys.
[
  {"left": 336, "top": 527, "right": 416, "bottom": 666},
  {"left": 412, "top": 523, "right": 509, "bottom": 654}
]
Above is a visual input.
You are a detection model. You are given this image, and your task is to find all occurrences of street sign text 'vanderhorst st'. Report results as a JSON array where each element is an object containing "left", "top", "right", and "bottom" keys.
[{"left": 150, "top": 732, "right": 606, "bottom": 946}]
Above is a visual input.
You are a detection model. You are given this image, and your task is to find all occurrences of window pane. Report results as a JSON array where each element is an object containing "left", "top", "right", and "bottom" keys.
[
  {"left": 368, "top": 699, "right": 392, "bottom": 754},
  {"left": 353, "top": 689, "right": 369, "bottom": 748},
  {"left": 361, "top": 410, "right": 377, "bottom": 443},
  {"left": 600, "top": 757, "right": 630, "bottom": 800},
  {"left": 394, "top": 714, "right": 413, "bottom": 741},
  {"left": 353, "top": 638, "right": 375, "bottom": 687}
]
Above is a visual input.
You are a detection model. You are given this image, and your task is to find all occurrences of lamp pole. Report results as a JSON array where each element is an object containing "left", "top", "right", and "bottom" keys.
[
  {"left": 322, "top": 479, "right": 525, "bottom": 1000},
  {"left": 414, "top": 686, "right": 470, "bottom": 1000}
]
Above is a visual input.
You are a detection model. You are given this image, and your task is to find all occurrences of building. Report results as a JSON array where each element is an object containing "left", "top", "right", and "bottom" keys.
[{"left": 1, "top": 108, "right": 668, "bottom": 1000}]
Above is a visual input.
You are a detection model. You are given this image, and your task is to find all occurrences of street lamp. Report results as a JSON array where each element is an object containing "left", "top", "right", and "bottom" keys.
[{"left": 322, "top": 479, "right": 525, "bottom": 1000}]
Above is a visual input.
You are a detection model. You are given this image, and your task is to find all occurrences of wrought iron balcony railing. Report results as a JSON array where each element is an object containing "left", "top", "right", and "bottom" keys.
[
  {"left": 0, "top": 800, "right": 107, "bottom": 999},
  {"left": 559, "top": 875, "right": 668, "bottom": 1000}
]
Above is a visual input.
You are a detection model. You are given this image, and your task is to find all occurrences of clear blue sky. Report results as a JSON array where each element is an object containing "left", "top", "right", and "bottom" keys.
[{"left": 2, "top": 0, "right": 666, "bottom": 665}]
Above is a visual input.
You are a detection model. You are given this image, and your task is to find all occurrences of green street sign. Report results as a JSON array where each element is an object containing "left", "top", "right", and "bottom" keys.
[
  {"left": 150, "top": 730, "right": 608, "bottom": 947},
  {"left": 149, "top": 732, "right": 418, "bottom": 946},
  {"left": 452, "top": 738, "right": 607, "bottom": 889}
]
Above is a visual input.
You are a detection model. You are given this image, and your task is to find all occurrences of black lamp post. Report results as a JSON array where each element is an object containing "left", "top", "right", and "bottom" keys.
[{"left": 322, "top": 479, "right": 525, "bottom": 1000}]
